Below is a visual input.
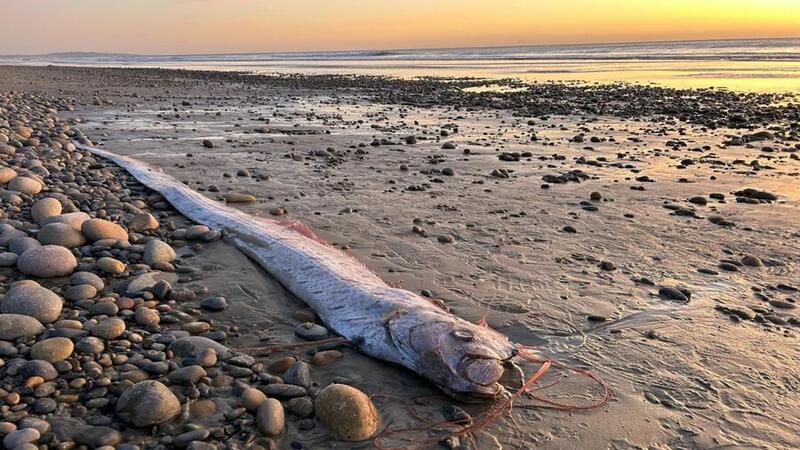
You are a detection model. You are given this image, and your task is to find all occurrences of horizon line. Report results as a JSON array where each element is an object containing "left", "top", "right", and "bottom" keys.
[{"left": 3, "top": 35, "right": 799, "bottom": 59}]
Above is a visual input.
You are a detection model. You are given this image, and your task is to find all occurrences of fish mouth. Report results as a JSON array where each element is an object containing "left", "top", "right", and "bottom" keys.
[{"left": 449, "top": 356, "right": 512, "bottom": 400}]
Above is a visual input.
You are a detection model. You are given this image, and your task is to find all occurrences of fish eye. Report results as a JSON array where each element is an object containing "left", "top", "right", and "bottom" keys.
[{"left": 452, "top": 329, "right": 475, "bottom": 341}]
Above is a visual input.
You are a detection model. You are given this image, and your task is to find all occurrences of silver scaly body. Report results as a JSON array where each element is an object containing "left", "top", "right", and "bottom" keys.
[{"left": 78, "top": 143, "right": 517, "bottom": 397}]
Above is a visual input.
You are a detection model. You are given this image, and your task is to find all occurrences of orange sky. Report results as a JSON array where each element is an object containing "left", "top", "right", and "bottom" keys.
[{"left": 1, "top": 0, "right": 798, "bottom": 54}]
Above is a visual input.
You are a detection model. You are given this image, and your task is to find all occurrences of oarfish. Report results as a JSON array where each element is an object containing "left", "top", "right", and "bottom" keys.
[{"left": 77, "top": 144, "right": 519, "bottom": 399}]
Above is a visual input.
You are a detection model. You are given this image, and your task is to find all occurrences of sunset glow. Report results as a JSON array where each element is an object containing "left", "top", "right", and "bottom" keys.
[{"left": 1, "top": 0, "right": 798, "bottom": 54}]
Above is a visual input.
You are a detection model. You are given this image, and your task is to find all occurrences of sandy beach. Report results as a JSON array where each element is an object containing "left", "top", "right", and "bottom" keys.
[{"left": 0, "top": 64, "right": 798, "bottom": 450}]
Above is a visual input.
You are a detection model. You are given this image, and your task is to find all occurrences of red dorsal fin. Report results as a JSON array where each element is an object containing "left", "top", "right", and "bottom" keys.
[{"left": 277, "top": 220, "right": 329, "bottom": 245}]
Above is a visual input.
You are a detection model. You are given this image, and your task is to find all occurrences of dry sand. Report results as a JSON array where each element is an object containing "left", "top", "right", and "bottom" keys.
[{"left": 1, "top": 65, "right": 798, "bottom": 449}]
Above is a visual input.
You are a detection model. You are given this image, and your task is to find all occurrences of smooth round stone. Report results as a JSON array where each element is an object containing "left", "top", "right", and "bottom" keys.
[
  {"left": 89, "top": 301, "right": 118, "bottom": 316},
  {"left": 240, "top": 388, "right": 267, "bottom": 411},
  {"left": 129, "top": 213, "right": 159, "bottom": 232},
  {"left": 8, "top": 176, "right": 43, "bottom": 196},
  {"left": 75, "top": 336, "right": 105, "bottom": 353},
  {"left": 134, "top": 307, "right": 160, "bottom": 326},
  {"left": 42, "top": 212, "right": 90, "bottom": 230},
  {"left": 20, "top": 360, "right": 58, "bottom": 380},
  {"left": 3, "top": 428, "right": 40, "bottom": 448},
  {"left": 224, "top": 192, "right": 256, "bottom": 203},
  {"left": 17, "top": 245, "right": 77, "bottom": 278},
  {"left": 70, "top": 271, "right": 105, "bottom": 291},
  {"left": 17, "top": 417, "right": 50, "bottom": 434},
  {"left": 64, "top": 284, "right": 97, "bottom": 301},
  {"left": 311, "top": 350, "right": 343, "bottom": 367},
  {"left": 8, "top": 237, "right": 41, "bottom": 255},
  {"left": 30, "top": 337, "right": 74, "bottom": 363},
  {"left": 195, "top": 348, "right": 217, "bottom": 368},
  {"left": 286, "top": 397, "right": 314, "bottom": 417},
  {"left": 256, "top": 398, "right": 284, "bottom": 437},
  {"left": 173, "top": 429, "right": 210, "bottom": 448},
  {"left": 0, "top": 251, "right": 18, "bottom": 267},
  {"left": 315, "top": 384, "right": 379, "bottom": 441},
  {"left": 741, "top": 255, "right": 763, "bottom": 267},
  {"left": 168, "top": 336, "right": 230, "bottom": 359},
  {"left": 31, "top": 198, "right": 62, "bottom": 225},
  {"left": 55, "top": 319, "right": 83, "bottom": 329},
  {"left": 0, "top": 229, "right": 27, "bottom": 247},
  {"left": 37, "top": 222, "right": 86, "bottom": 248},
  {"left": 1, "top": 281, "right": 62, "bottom": 323},
  {"left": 166, "top": 365, "right": 206, "bottom": 385},
  {"left": 294, "top": 322, "right": 329, "bottom": 341},
  {"left": 268, "top": 356, "right": 296, "bottom": 374},
  {"left": 97, "top": 257, "right": 125, "bottom": 274},
  {"left": 115, "top": 380, "right": 181, "bottom": 427},
  {"left": 182, "top": 322, "right": 210, "bottom": 334},
  {"left": 33, "top": 398, "right": 57, "bottom": 414},
  {"left": 0, "top": 167, "right": 17, "bottom": 184},
  {"left": 260, "top": 384, "right": 306, "bottom": 399},
  {"left": 81, "top": 219, "right": 128, "bottom": 242},
  {"left": 73, "top": 425, "right": 122, "bottom": 448},
  {"left": 199, "top": 296, "right": 228, "bottom": 312},
  {"left": 283, "top": 361, "right": 312, "bottom": 389},
  {"left": 91, "top": 318, "right": 126, "bottom": 339},
  {"left": 143, "top": 239, "right": 176, "bottom": 266}
]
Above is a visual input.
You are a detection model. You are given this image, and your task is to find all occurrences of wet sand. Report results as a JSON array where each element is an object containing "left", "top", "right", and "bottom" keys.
[{"left": 1, "top": 65, "right": 799, "bottom": 449}]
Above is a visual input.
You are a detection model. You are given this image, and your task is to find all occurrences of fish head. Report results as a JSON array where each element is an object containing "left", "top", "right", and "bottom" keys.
[{"left": 399, "top": 318, "right": 517, "bottom": 400}]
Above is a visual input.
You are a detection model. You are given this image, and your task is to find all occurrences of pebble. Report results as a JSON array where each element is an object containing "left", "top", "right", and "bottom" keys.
[
  {"left": 769, "top": 299, "right": 796, "bottom": 310},
  {"left": 115, "top": 380, "right": 181, "bottom": 427},
  {"left": 294, "top": 322, "right": 329, "bottom": 341},
  {"left": 30, "top": 337, "right": 74, "bottom": 363},
  {"left": 73, "top": 425, "right": 122, "bottom": 448},
  {"left": 0, "top": 251, "right": 19, "bottom": 266},
  {"left": 8, "top": 176, "right": 43, "bottom": 195},
  {"left": 261, "top": 384, "right": 307, "bottom": 399},
  {"left": 64, "top": 284, "right": 97, "bottom": 301},
  {"left": 97, "top": 257, "right": 126, "bottom": 274},
  {"left": 315, "top": 384, "right": 379, "bottom": 441},
  {"left": 200, "top": 296, "right": 228, "bottom": 311},
  {"left": 256, "top": 398, "right": 285, "bottom": 437},
  {"left": 240, "top": 388, "right": 267, "bottom": 411},
  {"left": 173, "top": 429, "right": 210, "bottom": 448},
  {"left": 658, "top": 287, "right": 689, "bottom": 302},
  {"left": 284, "top": 361, "right": 312, "bottom": 389},
  {"left": 81, "top": 219, "right": 129, "bottom": 242},
  {"left": 3, "top": 428, "right": 40, "bottom": 449},
  {"left": 135, "top": 306, "right": 161, "bottom": 326},
  {"left": 286, "top": 397, "right": 314, "bottom": 417},
  {"left": 311, "top": 350, "right": 343, "bottom": 367},
  {"left": 0, "top": 280, "right": 63, "bottom": 323},
  {"left": 169, "top": 336, "right": 231, "bottom": 359},
  {"left": 269, "top": 356, "right": 297, "bottom": 374},
  {"left": 91, "top": 317, "right": 126, "bottom": 339},
  {"left": 37, "top": 222, "right": 87, "bottom": 248},
  {"left": 129, "top": 213, "right": 159, "bottom": 231},
  {"left": 75, "top": 336, "right": 105, "bottom": 353},
  {"left": 31, "top": 198, "right": 62, "bottom": 225},
  {"left": 16, "top": 245, "right": 77, "bottom": 278},
  {"left": 225, "top": 192, "right": 256, "bottom": 203},
  {"left": 143, "top": 239, "right": 176, "bottom": 265},
  {"left": 167, "top": 365, "right": 207, "bottom": 385},
  {"left": 0, "top": 167, "right": 17, "bottom": 184},
  {"left": 741, "top": 255, "right": 763, "bottom": 267},
  {"left": 0, "top": 314, "right": 45, "bottom": 340}
]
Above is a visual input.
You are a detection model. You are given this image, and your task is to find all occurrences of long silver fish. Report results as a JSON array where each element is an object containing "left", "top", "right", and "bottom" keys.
[{"left": 77, "top": 144, "right": 518, "bottom": 399}]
